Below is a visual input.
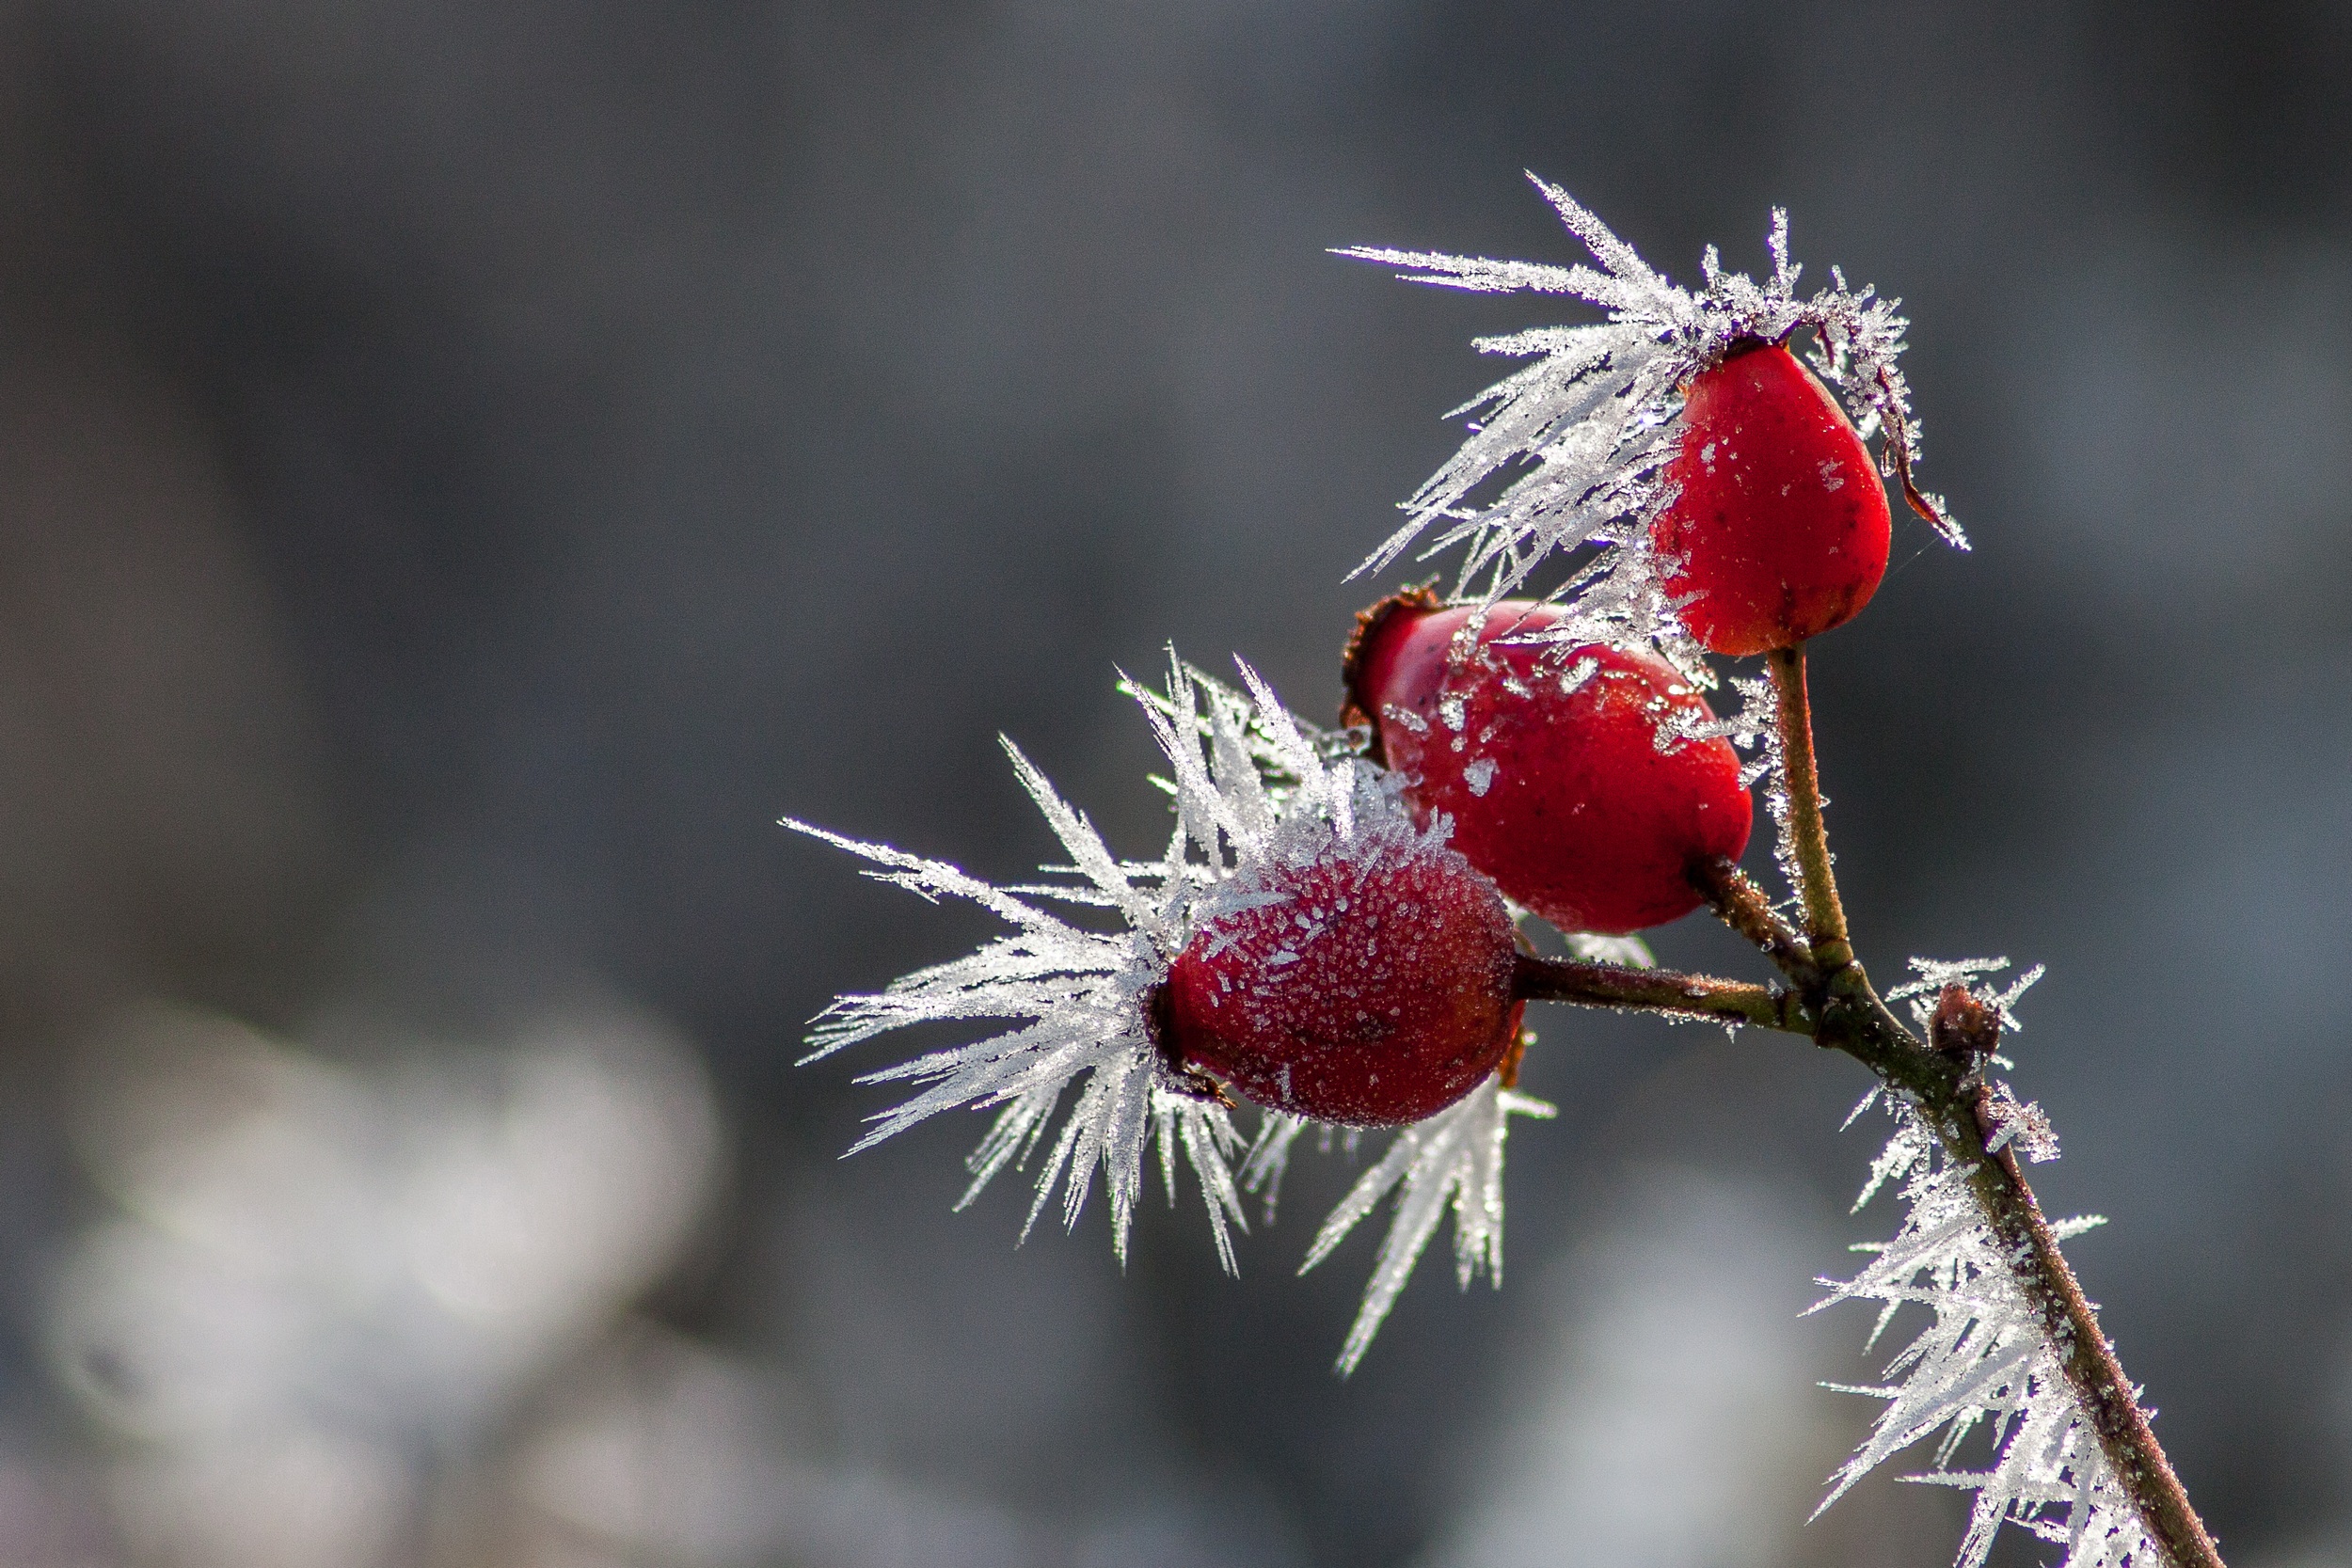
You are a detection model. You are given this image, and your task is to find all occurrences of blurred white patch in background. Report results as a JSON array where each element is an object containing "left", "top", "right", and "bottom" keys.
[
  {"left": 31, "top": 996, "right": 1311, "bottom": 1568},
  {"left": 1416, "top": 1166, "right": 1931, "bottom": 1568},
  {"left": 509, "top": 1316, "right": 1299, "bottom": 1568},
  {"left": 516, "top": 1325, "right": 1035, "bottom": 1568},
  {"left": 44, "top": 999, "right": 721, "bottom": 1568}
]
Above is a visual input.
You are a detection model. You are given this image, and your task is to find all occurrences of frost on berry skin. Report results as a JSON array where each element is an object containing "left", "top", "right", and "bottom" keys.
[
  {"left": 1163, "top": 846, "right": 1523, "bottom": 1127},
  {"left": 1343, "top": 593, "right": 1751, "bottom": 935},
  {"left": 1338, "top": 177, "right": 1962, "bottom": 671},
  {"left": 787, "top": 655, "right": 1507, "bottom": 1272},
  {"left": 1655, "top": 341, "right": 1893, "bottom": 655}
]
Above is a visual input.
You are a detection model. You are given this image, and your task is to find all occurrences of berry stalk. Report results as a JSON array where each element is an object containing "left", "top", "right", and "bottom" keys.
[
  {"left": 1766, "top": 644, "right": 1855, "bottom": 976},
  {"left": 1507, "top": 952, "right": 1810, "bottom": 1034},
  {"left": 1687, "top": 855, "right": 1817, "bottom": 986}
]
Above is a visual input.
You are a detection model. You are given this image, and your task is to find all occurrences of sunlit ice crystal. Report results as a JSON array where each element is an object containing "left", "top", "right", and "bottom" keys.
[
  {"left": 1300, "top": 1073, "right": 1555, "bottom": 1374},
  {"left": 1813, "top": 1096, "right": 2147, "bottom": 1568}
]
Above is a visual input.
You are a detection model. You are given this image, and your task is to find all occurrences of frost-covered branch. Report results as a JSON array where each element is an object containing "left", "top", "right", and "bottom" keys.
[
  {"left": 1814, "top": 1098, "right": 2142, "bottom": 1568},
  {"left": 1736, "top": 644, "right": 2225, "bottom": 1568},
  {"left": 1802, "top": 1041, "right": 2221, "bottom": 1568}
]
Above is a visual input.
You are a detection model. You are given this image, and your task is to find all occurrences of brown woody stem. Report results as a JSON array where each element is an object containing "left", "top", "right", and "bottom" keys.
[
  {"left": 1767, "top": 643, "right": 1853, "bottom": 974},
  {"left": 1688, "top": 853, "right": 1818, "bottom": 986},
  {"left": 1767, "top": 641, "right": 2224, "bottom": 1568},
  {"left": 1510, "top": 952, "right": 1810, "bottom": 1035},
  {"left": 1496, "top": 642, "right": 2220, "bottom": 1562}
]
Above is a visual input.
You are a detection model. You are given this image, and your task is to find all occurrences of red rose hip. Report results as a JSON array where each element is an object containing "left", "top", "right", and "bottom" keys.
[
  {"left": 1344, "top": 594, "right": 1751, "bottom": 935},
  {"left": 1652, "top": 341, "right": 1891, "bottom": 656},
  {"left": 1162, "top": 844, "right": 1522, "bottom": 1127}
]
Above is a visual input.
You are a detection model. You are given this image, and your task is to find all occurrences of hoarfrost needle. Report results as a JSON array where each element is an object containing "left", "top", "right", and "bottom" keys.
[
  {"left": 1815, "top": 1099, "right": 2143, "bottom": 1568},
  {"left": 1301, "top": 1075, "right": 1556, "bottom": 1374}
]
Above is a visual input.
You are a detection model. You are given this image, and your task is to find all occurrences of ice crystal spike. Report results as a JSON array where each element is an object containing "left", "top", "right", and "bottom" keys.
[
  {"left": 1340, "top": 175, "right": 1963, "bottom": 671},
  {"left": 1813, "top": 1101, "right": 2144, "bottom": 1568},
  {"left": 788, "top": 653, "right": 1445, "bottom": 1272},
  {"left": 1237, "top": 1111, "right": 1313, "bottom": 1224},
  {"left": 1300, "top": 1074, "right": 1556, "bottom": 1374}
]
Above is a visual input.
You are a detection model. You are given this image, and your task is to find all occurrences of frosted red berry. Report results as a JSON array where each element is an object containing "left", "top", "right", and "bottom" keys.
[
  {"left": 1343, "top": 594, "right": 1751, "bottom": 935},
  {"left": 1652, "top": 341, "right": 1891, "bottom": 656},
  {"left": 1161, "top": 846, "right": 1523, "bottom": 1127}
]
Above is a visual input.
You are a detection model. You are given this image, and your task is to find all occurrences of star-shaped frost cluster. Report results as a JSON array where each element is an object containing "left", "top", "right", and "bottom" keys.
[
  {"left": 790, "top": 658, "right": 1551, "bottom": 1368},
  {"left": 1341, "top": 175, "right": 1964, "bottom": 672}
]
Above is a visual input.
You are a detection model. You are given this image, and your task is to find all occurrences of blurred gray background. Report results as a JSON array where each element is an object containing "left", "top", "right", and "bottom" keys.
[{"left": 0, "top": 2, "right": 2347, "bottom": 1564}]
